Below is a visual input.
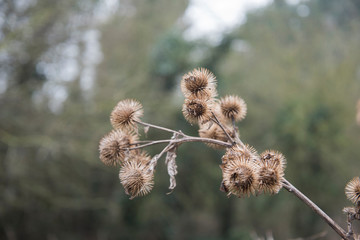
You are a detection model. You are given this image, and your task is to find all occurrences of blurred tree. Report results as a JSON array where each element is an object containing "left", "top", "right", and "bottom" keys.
[{"left": 1, "top": 0, "right": 360, "bottom": 239}]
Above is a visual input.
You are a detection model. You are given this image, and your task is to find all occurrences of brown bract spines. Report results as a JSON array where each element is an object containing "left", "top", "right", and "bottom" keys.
[
  {"left": 99, "top": 129, "right": 138, "bottom": 166},
  {"left": 182, "top": 97, "right": 212, "bottom": 124},
  {"left": 221, "top": 156, "right": 259, "bottom": 197},
  {"left": 257, "top": 150, "right": 286, "bottom": 194},
  {"left": 220, "top": 95, "right": 247, "bottom": 122},
  {"left": 181, "top": 68, "right": 217, "bottom": 99},
  {"left": 222, "top": 145, "right": 259, "bottom": 165},
  {"left": 260, "top": 150, "right": 286, "bottom": 171},
  {"left": 198, "top": 123, "right": 232, "bottom": 149},
  {"left": 345, "top": 177, "right": 360, "bottom": 204},
  {"left": 110, "top": 99, "right": 143, "bottom": 130},
  {"left": 119, "top": 152, "right": 154, "bottom": 199}
]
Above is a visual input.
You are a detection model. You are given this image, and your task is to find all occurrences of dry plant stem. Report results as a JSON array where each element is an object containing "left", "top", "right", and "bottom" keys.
[
  {"left": 230, "top": 121, "right": 246, "bottom": 149},
  {"left": 347, "top": 213, "right": 355, "bottom": 239},
  {"left": 136, "top": 120, "right": 184, "bottom": 136},
  {"left": 136, "top": 114, "right": 347, "bottom": 239},
  {"left": 231, "top": 117, "right": 237, "bottom": 137},
  {"left": 210, "top": 112, "right": 235, "bottom": 145},
  {"left": 282, "top": 178, "right": 350, "bottom": 240},
  {"left": 230, "top": 116, "right": 245, "bottom": 147},
  {"left": 125, "top": 136, "right": 232, "bottom": 150}
]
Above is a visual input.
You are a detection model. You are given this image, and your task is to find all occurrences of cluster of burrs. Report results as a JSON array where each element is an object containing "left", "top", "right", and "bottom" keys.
[
  {"left": 180, "top": 68, "right": 287, "bottom": 197},
  {"left": 99, "top": 68, "right": 287, "bottom": 199}
]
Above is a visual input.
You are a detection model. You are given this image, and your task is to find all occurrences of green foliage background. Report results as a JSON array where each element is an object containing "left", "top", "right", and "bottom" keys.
[{"left": 0, "top": 0, "right": 360, "bottom": 239}]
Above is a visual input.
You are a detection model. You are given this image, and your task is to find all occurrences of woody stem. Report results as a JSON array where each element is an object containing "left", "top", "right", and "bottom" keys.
[{"left": 282, "top": 178, "right": 350, "bottom": 240}]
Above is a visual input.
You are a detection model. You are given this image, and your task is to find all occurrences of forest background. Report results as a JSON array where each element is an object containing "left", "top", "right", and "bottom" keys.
[{"left": 1, "top": 0, "right": 360, "bottom": 239}]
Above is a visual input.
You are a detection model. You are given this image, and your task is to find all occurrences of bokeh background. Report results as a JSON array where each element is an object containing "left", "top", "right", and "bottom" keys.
[{"left": 1, "top": 0, "right": 360, "bottom": 239}]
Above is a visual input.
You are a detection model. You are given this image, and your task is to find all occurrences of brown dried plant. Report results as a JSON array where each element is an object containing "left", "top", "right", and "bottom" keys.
[
  {"left": 110, "top": 99, "right": 143, "bottom": 130},
  {"left": 98, "top": 68, "right": 356, "bottom": 240}
]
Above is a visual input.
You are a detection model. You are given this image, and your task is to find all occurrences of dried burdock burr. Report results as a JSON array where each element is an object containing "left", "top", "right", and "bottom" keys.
[
  {"left": 258, "top": 150, "right": 287, "bottom": 194},
  {"left": 99, "top": 129, "right": 138, "bottom": 166},
  {"left": 119, "top": 151, "right": 154, "bottom": 199},
  {"left": 260, "top": 150, "right": 286, "bottom": 170},
  {"left": 221, "top": 155, "right": 259, "bottom": 198},
  {"left": 222, "top": 145, "right": 259, "bottom": 165},
  {"left": 219, "top": 95, "right": 247, "bottom": 122},
  {"left": 346, "top": 177, "right": 360, "bottom": 204},
  {"left": 110, "top": 99, "right": 143, "bottom": 130},
  {"left": 221, "top": 147, "right": 259, "bottom": 197},
  {"left": 181, "top": 68, "right": 217, "bottom": 100},
  {"left": 182, "top": 97, "right": 213, "bottom": 124}
]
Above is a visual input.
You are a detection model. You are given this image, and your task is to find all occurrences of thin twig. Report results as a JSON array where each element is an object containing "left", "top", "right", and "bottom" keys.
[
  {"left": 231, "top": 116, "right": 237, "bottom": 136},
  {"left": 136, "top": 120, "right": 185, "bottom": 136},
  {"left": 130, "top": 140, "right": 153, "bottom": 144},
  {"left": 146, "top": 134, "right": 179, "bottom": 174},
  {"left": 231, "top": 116, "right": 245, "bottom": 148},
  {"left": 127, "top": 139, "right": 172, "bottom": 149},
  {"left": 346, "top": 211, "right": 356, "bottom": 239},
  {"left": 210, "top": 112, "right": 235, "bottom": 145},
  {"left": 124, "top": 136, "right": 232, "bottom": 150},
  {"left": 282, "top": 178, "right": 349, "bottom": 240}
]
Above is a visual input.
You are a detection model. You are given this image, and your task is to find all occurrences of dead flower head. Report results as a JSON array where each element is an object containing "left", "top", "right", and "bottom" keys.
[
  {"left": 221, "top": 150, "right": 259, "bottom": 197},
  {"left": 99, "top": 129, "right": 138, "bottom": 166},
  {"left": 198, "top": 122, "right": 233, "bottom": 149},
  {"left": 260, "top": 150, "right": 286, "bottom": 170},
  {"left": 181, "top": 68, "right": 217, "bottom": 99},
  {"left": 110, "top": 99, "right": 143, "bottom": 130},
  {"left": 258, "top": 150, "right": 287, "bottom": 194},
  {"left": 222, "top": 145, "right": 259, "bottom": 165},
  {"left": 221, "top": 158, "right": 259, "bottom": 197},
  {"left": 345, "top": 177, "right": 360, "bottom": 204},
  {"left": 219, "top": 95, "right": 247, "bottom": 122},
  {"left": 182, "top": 97, "right": 213, "bottom": 124},
  {"left": 119, "top": 152, "right": 154, "bottom": 199}
]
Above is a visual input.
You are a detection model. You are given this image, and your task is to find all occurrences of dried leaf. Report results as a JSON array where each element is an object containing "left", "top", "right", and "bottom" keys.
[
  {"left": 144, "top": 126, "right": 150, "bottom": 135},
  {"left": 165, "top": 149, "right": 178, "bottom": 193},
  {"left": 148, "top": 154, "right": 160, "bottom": 173}
]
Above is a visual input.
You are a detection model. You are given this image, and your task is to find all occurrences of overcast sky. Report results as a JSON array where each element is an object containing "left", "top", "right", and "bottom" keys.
[{"left": 183, "top": 0, "right": 272, "bottom": 41}]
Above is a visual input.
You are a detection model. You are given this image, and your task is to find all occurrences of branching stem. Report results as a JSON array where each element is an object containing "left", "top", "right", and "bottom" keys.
[
  {"left": 210, "top": 112, "right": 235, "bottom": 145},
  {"left": 134, "top": 112, "right": 351, "bottom": 240},
  {"left": 125, "top": 136, "right": 232, "bottom": 150}
]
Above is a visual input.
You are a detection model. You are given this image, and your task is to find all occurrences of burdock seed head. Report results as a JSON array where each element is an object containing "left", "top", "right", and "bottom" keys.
[
  {"left": 119, "top": 152, "right": 154, "bottom": 199},
  {"left": 198, "top": 122, "right": 232, "bottom": 149},
  {"left": 99, "top": 129, "right": 138, "bottom": 166},
  {"left": 260, "top": 150, "right": 286, "bottom": 171},
  {"left": 182, "top": 97, "right": 213, "bottom": 124},
  {"left": 219, "top": 95, "right": 247, "bottom": 122},
  {"left": 221, "top": 156, "right": 259, "bottom": 198},
  {"left": 222, "top": 145, "right": 259, "bottom": 165},
  {"left": 181, "top": 68, "right": 217, "bottom": 99},
  {"left": 110, "top": 99, "right": 143, "bottom": 130},
  {"left": 345, "top": 177, "right": 360, "bottom": 204},
  {"left": 257, "top": 150, "right": 286, "bottom": 195}
]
